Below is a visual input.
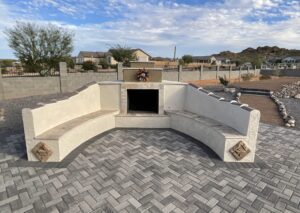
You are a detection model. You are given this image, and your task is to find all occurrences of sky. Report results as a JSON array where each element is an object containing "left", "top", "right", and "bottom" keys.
[{"left": 0, "top": 0, "right": 300, "bottom": 58}]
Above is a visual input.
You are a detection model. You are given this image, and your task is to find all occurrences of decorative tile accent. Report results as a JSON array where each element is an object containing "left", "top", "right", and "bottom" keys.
[
  {"left": 32, "top": 142, "right": 53, "bottom": 162},
  {"left": 229, "top": 141, "right": 250, "bottom": 160}
]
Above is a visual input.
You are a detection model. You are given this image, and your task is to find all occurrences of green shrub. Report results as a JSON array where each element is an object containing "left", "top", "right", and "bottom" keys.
[
  {"left": 1, "top": 67, "right": 8, "bottom": 74},
  {"left": 273, "top": 69, "right": 283, "bottom": 77},
  {"left": 110, "top": 64, "right": 117, "bottom": 69},
  {"left": 241, "top": 73, "right": 255, "bottom": 81},
  {"left": 82, "top": 61, "right": 96, "bottom": 71},
  {"left": 259, "top": 75, "right": 271, "bottom": 80},
  {"left": 219, "top": 75, "right": 229, "bottom": 86},
  {"left": 178, "top": 59, "right": 185, "bottom": 66},
  {"left": 99, "top": 59, "right": 109, "bottom": 69}
]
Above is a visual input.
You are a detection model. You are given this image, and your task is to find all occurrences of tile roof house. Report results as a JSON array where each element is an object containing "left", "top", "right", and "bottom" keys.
[
  {"left": 192, "top": 56, "right": 215, "bottom": 64},
  {"left": 75, "top": 49, "right": 151, "bottom": 65},
  {"left": 192, "top": 56, "right": 230, "bottom": 65},
  {"left": 282, "top": 56, "right": 300, "bottom": 64},
  {"left": 131, "top": 49, "right": 151, "bottom": 62},
  {"left": 76, "top": 51, "right": 117, "bottom": 65}
]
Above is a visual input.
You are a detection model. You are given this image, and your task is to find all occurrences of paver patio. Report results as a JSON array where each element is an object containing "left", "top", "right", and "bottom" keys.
[{"left": 0, "top": 123, "right": 300, "bottom": 213}]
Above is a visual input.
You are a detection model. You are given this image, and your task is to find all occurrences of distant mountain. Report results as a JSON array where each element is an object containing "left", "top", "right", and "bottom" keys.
[{"left": 213, "top": 46, "right": 300, "bottom": 66}]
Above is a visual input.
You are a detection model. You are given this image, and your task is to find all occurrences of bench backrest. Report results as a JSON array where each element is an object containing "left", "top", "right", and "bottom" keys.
[
  {"left": 185, "top": 85, "right": 259, "bottom": 136},
  {"left": 23, "top": 84, "right": 101, "bottom": 137}
]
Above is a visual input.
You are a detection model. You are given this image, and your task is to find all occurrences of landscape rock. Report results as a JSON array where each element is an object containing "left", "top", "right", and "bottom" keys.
[
  {"left": 274, "top": 81, "right": 300, "bottom": 98},
  {"left": 288, "top": 119, "right": 295, "bottom": 124},
  {"left": 294, "top": 94, "right": 300, "bottom": 99},
  {"left": 224, "top": 88, "right": 236, "bottom": 94}
]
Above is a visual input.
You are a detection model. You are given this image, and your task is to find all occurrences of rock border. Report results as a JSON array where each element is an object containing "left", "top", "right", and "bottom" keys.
[
  {"left": 270, "top": 91, "right": 296, "bottom": 128},
  {"left": 223, "top": 87, "right": 296, "bottom": 128}
]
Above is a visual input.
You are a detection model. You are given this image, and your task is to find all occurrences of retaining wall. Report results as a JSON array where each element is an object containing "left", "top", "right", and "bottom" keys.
[{"left": 261, "top": 69, "right": 300, "bottom": 77}]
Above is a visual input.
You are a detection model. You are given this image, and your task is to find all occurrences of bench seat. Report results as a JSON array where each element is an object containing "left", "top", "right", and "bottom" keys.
[
  {"left": 32, "top": 110, "right": 119, "bottom": 162},
  {"left": 36, "top": 110, "right": 117, "bottom": 140},
  {"left": 166, "top": 110, "right": 248, "bottom": 162}
]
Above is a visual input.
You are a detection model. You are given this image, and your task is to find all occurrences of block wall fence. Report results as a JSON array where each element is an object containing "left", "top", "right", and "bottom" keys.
[
  {"left": 261, "top": 69, "right": 300, "bottom": 77},
  {"left": 0, "top": 62, "right": 260, "bottom": 100}
]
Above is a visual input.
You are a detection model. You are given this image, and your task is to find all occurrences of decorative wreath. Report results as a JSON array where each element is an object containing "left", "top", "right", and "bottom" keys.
[{"left": 136, "top": 68, "right": 149, "bottom": 82}]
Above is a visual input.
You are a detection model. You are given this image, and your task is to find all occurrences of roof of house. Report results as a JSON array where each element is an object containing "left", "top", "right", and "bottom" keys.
[
  {"left": 78, "top": 49, "right": 151, "bottom": 58},
  {"left": 215, "top": 57, "right": 230, "bottom": 61},
  {"left": 78, "top": 51, "right": 112, "bottom": 58},
  {"left": 192, "top": 56, "right": 214, "bottom": 61},
  {"left": 283, "top": 56, "right": 300, "bottom": 61}
]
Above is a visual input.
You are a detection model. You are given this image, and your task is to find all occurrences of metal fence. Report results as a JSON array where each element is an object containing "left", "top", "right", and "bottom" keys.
[
  {"left": 163, "top": 67, "right": 178, "bottom": 72},
  {"left": 68, "top": 68, "right": 117, "bottom": 73},
  {"left": 0, "top": 66, "right": 60, "bottom": 77},
  {"left": 0, "top": 66, "right": 117, "bottom": 77}
]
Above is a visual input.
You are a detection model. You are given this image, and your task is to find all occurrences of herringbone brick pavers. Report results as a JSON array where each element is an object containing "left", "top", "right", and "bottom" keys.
[{"left": 0, "top": 124, "right": 300, "bottom": 213}]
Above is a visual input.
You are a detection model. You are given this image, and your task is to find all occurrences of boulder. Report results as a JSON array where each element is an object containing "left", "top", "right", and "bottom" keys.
[
  {"left": 288, "top": 119, "right": 295, "bottom": 125},
  {"left": 224, "top": 88, "right": 236, "bottom": 94},
  {"left": 294, "top": 94, "right": 300, "bottom": 99}
]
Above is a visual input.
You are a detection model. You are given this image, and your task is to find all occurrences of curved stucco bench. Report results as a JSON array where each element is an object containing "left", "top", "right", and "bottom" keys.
[
  {"left": 34, "top": 110, "right": 118, "bottom": 161},
  {"left": 22, "top": 83, "right": 120, "bottom": 162},
  {"left": 167, "top": 110, "right": 248, "bottom": 161},
  {"left": 170, "top": 85, "right": 260, "bottom": 162}
]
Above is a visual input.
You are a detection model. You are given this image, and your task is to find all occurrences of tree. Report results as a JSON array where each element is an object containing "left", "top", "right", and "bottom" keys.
[
  {"left": 82, "top": 61, "right": 96, "bottom": 71},
  {"left": 178, "top": 59, "right": 185, "bottom": 65},
  {"left": 99, "top": 59, "right": 109, "bottom": 69},
  {"left": 61, "top": 56, "right": 75, "bottom": 69},
  {"left": 0, "top": 59, "right": 14, "bottom": 67},
  {"left": 109, "top": 45, "right": 135, "bottom": 66},
  {"left": 251, "top": 56, "right": 263, "bottom": 68},
  {"left": 182, "top": 55, "right": 193, "bottom": 64},
  {"left": 5, "top": 22, "right": 73, "bottom": 76}
]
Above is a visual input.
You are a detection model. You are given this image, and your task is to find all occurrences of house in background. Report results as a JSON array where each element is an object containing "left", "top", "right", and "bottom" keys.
[
  {"left": 191, "top": 56, "right": 231, "bottom": 65},
  {"left": 215, "top": 57, "right": 231, "bottom": 65},
  {"left": 241, "top": 62, "right": 253, "bottom": 69},
  {"left": 192, "top": 56, "right": 216, "bottom": 64},
  {"left": 75, "top": 51, "right": 117, "bottom": 65},
  {"left": 75, "top": 48, "right": 151, "bottom": 65},
  {"left": 262, "top": 56, "right": 300, "bottom": 70},
  {"left": 131, "top": 49, "right": 151, "bottom": 62},
  {"left": 282, "top": 56, "right": 300, "bottom": 64}
]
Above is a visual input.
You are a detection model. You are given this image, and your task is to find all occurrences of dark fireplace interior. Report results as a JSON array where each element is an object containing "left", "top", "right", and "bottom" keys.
[{"left": 127, "top": 89, "right": 159, "bottom": 113}]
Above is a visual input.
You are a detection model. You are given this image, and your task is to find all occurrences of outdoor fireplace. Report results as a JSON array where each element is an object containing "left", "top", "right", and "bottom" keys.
[{"left": 127, "top": 89, "right": 159, "bottom": 113}]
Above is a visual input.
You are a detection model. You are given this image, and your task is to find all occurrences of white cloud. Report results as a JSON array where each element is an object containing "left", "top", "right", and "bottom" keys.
[{"left": 0, "top": 0, "right": 300, "bottom": 58}]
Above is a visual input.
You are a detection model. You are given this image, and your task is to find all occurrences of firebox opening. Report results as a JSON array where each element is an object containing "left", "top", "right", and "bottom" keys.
[{"left": 127, "top": 89, "right": 159, "bottom": 113}]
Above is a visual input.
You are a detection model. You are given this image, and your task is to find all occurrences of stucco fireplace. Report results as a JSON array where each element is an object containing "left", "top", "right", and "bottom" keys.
[{"left": 120, "top": 83, "right": 164, "bottom": 115}]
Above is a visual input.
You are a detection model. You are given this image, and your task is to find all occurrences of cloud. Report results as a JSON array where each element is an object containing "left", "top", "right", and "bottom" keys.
[{"left": 0, "top": 0, "right": 300, "bottom": 58}]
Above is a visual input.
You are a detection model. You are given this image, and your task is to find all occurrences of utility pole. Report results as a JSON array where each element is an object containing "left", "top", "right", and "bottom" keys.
[{"left": 173, "top": 46, "right": 177, "bottom": 61}]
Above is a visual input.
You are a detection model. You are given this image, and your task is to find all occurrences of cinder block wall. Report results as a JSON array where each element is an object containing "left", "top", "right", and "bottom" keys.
[
  {"left": 130, "top": 61, "right": 155, "bottom": 68},
  {"left": 2, "top": 77, "right": 61, "bottom": 99},
  {"left": 0, "top": 73, "right": 117, "bottom": 100},
  {"left": 261, "top": 69, "right": 300, "bottom": 77},
  {"left": 0, "top": 62, "right": 261, "bottom": 100}
]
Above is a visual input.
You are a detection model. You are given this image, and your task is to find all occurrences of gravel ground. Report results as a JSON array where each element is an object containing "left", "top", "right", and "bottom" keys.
[
  {"left": 0, "top": 93, "right": 71, "bottom": 134},
  {"left": 280, "top": 98, "right": 300, "bottom": 130},
  {"left": 232, "top": 77, "right": 300, "bottom": 91}
]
